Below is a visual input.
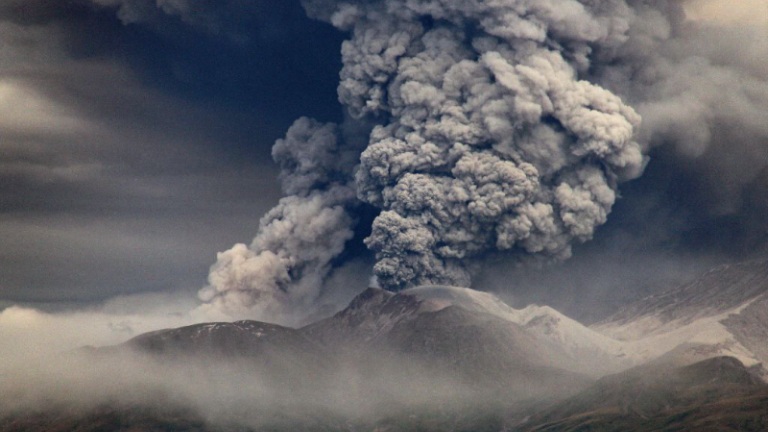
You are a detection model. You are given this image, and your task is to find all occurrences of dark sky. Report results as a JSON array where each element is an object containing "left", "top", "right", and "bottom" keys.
[
  {"left": 0, "top": 0, "right": 345, "bottom": 306},
  {"left": 1, "top": 0, "right": 767, "bottom": 322}
]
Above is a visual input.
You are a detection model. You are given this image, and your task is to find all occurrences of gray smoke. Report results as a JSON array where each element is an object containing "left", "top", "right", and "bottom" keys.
[
  {"left": 587, "top": 6, "right": 768, "bottom": 218},
  {"left": 304, "top": 0, "right": 650, "bottom": 291},
  {"left": 198, "top": 118, "right": 363, "bottom": 322},
  {"left": 200, "top": 0, "right": 768, "bottom": 320}
]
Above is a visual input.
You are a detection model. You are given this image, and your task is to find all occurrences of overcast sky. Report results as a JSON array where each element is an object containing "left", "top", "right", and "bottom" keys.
[
  {"left": 1, "top": 0, "right": 767, "bottom": 324},
  {"left": 0, "top": 0, "right": 346, "bottom": 308}
]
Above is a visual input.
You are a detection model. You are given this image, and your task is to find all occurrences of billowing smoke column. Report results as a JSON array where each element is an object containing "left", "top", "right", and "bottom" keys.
[
  {"left": 315, "top": 0, "right": 648, "bottom": 291},
  {"left": 198, "top": 0, "right": 661, "bottom": 320},
  {"left": 197, "top": 118, "right": 364, "bottom": 320},
  {"left": 349, "top": 29, "right": 644, "bottom": 290}
]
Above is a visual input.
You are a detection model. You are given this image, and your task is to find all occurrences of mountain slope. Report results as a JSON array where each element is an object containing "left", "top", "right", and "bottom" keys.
[
  {"left": 593, "top": 259, "right": 768, "bottom": 339},
  {"left": 305, "top": 286, "right": 634, "bottom": 376},
  {"left": 6, "top": 278, "right": 768, "bottom": 432},
  {"left": 305, "top": 286, "right": 595, "bottom": 400},
  {"left": 370, "top": 305, "right": 591, "bottom": 399},
  {"left": 510, "top": 357, "right": 768, "bottom": 432},
  {"left": 128, "top": 320, "right": 321, "bottom": 358},
  {"left": 592, "top": 258, "right": 768, "bottom": 368},
  {"left": 125, "top": 320, "right": 331, "bottom": 376},
  {"left": 301, "top": 287, "right": 408, "bottom": 347}
]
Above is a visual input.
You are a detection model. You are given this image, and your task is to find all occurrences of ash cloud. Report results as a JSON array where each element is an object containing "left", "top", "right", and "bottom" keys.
[
  {"left": 327, "top": 1, "right": 648, "bottom": 292},
  {"left": 197, "top": 118, "right": 367, "bottom": 323},
  {"left": 199, "top": 0, "right": 768, "bottom": 321},
  {"left": 202, "top": 0, "right": 662, "bottom": 320},
  {"left": 477, "top": 1, "right": 768, "bottom": 321},
  {"left": 5, "top": 0, "right": 765, "bottom": 323},
  {"left": 580, "top": 2, "right": 768, "bottom": 266}
]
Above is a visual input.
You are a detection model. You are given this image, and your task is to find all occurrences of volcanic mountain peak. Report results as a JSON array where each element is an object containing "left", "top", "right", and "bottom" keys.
[
  {"left": 303, "top": 285, "right": 635, "bottom": 376},
  {"left": 301, "top": 285, "right": 509, "bottom": 346},
  {"left": 402, "top": 286, "right": 629, "bottom": 365},
  {"left": 301, "top": 286, "right": 421, "bottom": 346},
  {"left": 11, "top": 269, "right": 768, "bottom": 432},
  {"left": 400, "top": 285, "right": 521, "bottom": 320}
]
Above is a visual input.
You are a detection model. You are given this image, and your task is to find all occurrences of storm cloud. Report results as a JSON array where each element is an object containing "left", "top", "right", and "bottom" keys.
[{"left": 0, "top": 0, "right": 344, "bottom": 307}]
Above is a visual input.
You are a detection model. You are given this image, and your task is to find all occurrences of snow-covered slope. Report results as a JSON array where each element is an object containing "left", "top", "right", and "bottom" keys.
[
  {"left": 306, "top": 285, "right": 636, "bottom": 376},
  {"left": 592, "top": 258, "right": 768, "bottom": 369},
  {"left": 405, "top": 286, "right": 633, "bottom": 374},
  {"left": 593, "top": 259, "right": 768, "bottom": 339},
  {"left": 345, "top": 277, "right": 768, "bottom": 375}
]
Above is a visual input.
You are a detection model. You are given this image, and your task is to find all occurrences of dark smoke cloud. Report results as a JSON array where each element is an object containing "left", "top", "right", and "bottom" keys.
[
  {"left": 197, "top": 118, "right": 368, "bottom": 322},
  {"left": 201, "top": 0, "right": 654, "bottom": 319},
  {"left": 482, "top": 7, "right": 768, "bottom": 321},
  {"left": 574, "top": 3, "right": 768, "bottom": 280},
  {"left": 3, "top": 0, "right": 765, "bottom": 323},
  {"left": 199, "top": 0, "right": 768, "bottom": 323},
  {"left": 589, "top": 6, "right": 768, "bottom": 213}
]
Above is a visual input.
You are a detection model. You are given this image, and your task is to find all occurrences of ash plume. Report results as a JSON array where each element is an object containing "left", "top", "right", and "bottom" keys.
[
  {"left": 197, "top": 0, "right": 768, "bottom": 320},
  {"left": 197, "top": 118, "right": 365, "bottom": 322},
  {"left": 305, "top": 0, "right": 648, "bottom": 292}
]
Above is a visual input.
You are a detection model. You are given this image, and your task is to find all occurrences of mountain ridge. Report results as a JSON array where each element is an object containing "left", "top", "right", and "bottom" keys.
[
  {"left": 7, "top": 257, "right": 768, "bottom": 431},
  {"left": 592, "top": 258, "right": 768, "bottom": 370}
]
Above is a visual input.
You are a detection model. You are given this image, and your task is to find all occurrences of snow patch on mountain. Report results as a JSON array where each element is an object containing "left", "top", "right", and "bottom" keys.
[
  {"left": 403, "top": 286, "right": 635, "bottom": 374},
  {"left": 403, "top": 285, "right": 521, "bottom": 320},
  {"left": 614, "top": 303, "right": 763, "bottom": 368},
  {"left": 406, "top": 287, "right": 619, "bottom": 350},
  {"left": 311, "top": 264, "right": 768, "bottom": 380},
  {"left": 591, "top": 259, "right": 768, "bottom": 372},
  {"left": 405, "top": 282, "right": 768, "bottom": 374}
]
